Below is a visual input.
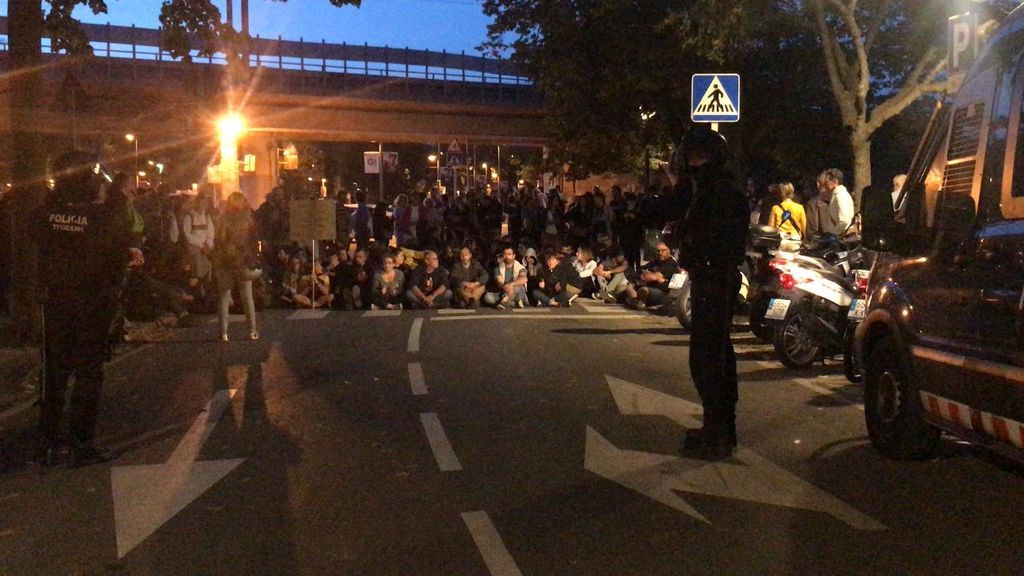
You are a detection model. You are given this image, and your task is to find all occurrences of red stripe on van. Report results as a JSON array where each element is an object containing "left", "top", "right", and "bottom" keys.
[
  {"left": 970, "top": 408, "right": 984, "bottom": 433},
  {"left": 992, "top": 417, "right": 1011, "bottom": 443},
  {"left": 947, "top": 402, "right": 961, "bottom": 423},
  {"left": 927, "top": 395, "right": 941, "bottom": 417}
]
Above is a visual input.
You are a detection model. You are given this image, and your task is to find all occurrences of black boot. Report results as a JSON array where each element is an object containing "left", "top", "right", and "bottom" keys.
[
  {"left": 680, "top": 424, "right": 734, "bottom": 460},
  {"left": 67, "top": 443, "right": 114, "bottom": 469}
]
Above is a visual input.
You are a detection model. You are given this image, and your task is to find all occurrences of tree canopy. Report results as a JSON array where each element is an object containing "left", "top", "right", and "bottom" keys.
[{"left": 483, "top": 0, "right": 1017, "bottom": 190}]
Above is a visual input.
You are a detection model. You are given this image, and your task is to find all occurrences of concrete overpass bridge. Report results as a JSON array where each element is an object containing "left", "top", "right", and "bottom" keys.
[{"left": 0, "top": 17, "right": 549, "bottom": 200}]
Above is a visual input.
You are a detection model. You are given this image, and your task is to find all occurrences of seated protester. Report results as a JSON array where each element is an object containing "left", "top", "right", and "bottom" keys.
[
  {"left": 280, "top": 256, "right": 303, "bottom": 306},
  {"left": 625, "top": 241, "right": 679, "bottom": 309},
  {"left": 592, "top": 231, "right": 617, "bottom": 262},
  {"left": 395, "top": 246, "right": 425, "bottom": 276},
  {"left": 406, "top": 250, "right": 452, "bottom": 309},
  {"left": 323, "top": 252, "right": 345, "bottom": 296},
  {"left": 337, "top": 248, "right": 373, "bottom": 310},
  {"left": 448, "top": 245, "right": 489, "bottom": 308},
  {"left": 370, "top": 252, "right": 405, "bottom": 310},
  {"left": 483, "top": 243, "right": 529, "bottom": 309},
  {"left": 521, "top": 246, "right": 543, "bottom": 296},
  {"left": 593, "top": 247, "right": 630, "bottom": 303},
  {"left": 533, "top": 250, "right": 573, "bottom": 307},
  {"left": 299, "top": 261, "right": 335, "bottom": 308},
  {"left": 569, "top": 246, "right": 598, "bottom": 300},
  {"left": 166, "top": 256, "right": 214, "bottom": 314}
]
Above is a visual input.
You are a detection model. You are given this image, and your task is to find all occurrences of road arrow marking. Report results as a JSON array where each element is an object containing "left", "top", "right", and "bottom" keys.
[
  {"left": 606, "top": 375, "right": 704, "bottom": 428},
  {"left": 587, "top": 376, "right": 886, "bottom": 531},
  {"left": 111, "top": 389, "right": 245, "bottom": 558}
]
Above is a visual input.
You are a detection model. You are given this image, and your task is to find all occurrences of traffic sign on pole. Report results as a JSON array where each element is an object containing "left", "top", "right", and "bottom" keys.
[{"left": 691, "top": 74, "right": 741, "bottom": 123}]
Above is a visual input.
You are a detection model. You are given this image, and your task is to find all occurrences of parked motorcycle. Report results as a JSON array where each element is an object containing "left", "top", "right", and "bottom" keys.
[
  {"left": 662, "top": 221, "right": 750, "bottom": 329},
  {"left": 762, "top": 233, "right": 869, "bottom": 370}
]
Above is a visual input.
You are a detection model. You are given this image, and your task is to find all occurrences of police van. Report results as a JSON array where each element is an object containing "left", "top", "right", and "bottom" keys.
[{"left": 857, "top": 7, "right": 1024, "bottom": 462}]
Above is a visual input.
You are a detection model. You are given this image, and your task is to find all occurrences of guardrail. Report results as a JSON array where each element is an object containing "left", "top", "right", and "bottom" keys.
[{"left": 0, "top": 16, "right": 531, "bottom": 87}]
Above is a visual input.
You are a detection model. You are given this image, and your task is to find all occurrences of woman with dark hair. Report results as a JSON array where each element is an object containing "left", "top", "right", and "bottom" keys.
[{"left": 212, "top": 192, "right": 260, "bottom": 342}]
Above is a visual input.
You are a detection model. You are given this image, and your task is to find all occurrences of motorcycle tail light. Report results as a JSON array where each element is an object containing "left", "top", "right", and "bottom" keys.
[
  {"left": 854, "top": 270, "right": 870, "bottom": 294},
  {"left": 779, "top": 273, "right": 798, "bottom": 290}
]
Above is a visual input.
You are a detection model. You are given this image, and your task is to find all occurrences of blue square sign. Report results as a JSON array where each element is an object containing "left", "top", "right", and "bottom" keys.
[{"left": 691, "top": 74, "right": 741, "bottom": 123}]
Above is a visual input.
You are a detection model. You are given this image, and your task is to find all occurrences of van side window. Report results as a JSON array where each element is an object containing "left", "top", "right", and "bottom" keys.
[{"left": 1001, "top": 59, "right": 1024, "bottom": 218}]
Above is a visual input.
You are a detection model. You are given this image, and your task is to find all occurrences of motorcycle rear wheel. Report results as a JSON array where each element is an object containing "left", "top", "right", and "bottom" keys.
[
  {"left": 675, "top": 283, "right": 692, "bottom": 329},
  {"left": 772, "top": 314, "right": 820, "bottom": 369}
]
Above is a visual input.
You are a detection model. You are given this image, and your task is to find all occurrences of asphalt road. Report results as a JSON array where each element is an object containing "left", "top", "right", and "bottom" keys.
[{"left": 1, "top": 303, "right": 1022, "bottom": 576}]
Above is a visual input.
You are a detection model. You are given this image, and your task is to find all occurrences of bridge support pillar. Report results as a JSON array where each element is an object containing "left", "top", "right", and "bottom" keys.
[{"left": 240, "top": 132, "right": 278, "bottom": 209}]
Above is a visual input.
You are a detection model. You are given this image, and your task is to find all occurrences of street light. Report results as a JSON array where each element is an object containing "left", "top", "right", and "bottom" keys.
[
  {"left": 125, "top": 133, "right": 138, "bottom": 189},
  {"left": 217, "top": 113, "right": 246, "bottom": 199},
  {"left": 427, "top": 153, "right": 441, "bottom": 187}
]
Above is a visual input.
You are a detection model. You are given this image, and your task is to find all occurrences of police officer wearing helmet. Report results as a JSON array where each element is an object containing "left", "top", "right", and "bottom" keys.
[
  {"left": 34, "top": 150, "right": 136, "bottom": 468},
  {"left": 674, "top": 125, "right": 749, "bottom": 459}
]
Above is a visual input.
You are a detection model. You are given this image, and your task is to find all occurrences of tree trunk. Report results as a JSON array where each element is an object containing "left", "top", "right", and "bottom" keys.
[
  {"left": 850, "top": 134, "right": 872, "bottom": 214},
  {"left": 8, "top": 0, "right": 47, "bottom": 343}
]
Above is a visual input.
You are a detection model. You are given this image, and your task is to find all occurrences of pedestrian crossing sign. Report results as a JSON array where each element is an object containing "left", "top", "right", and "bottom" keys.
[{"left": 691, "top": 74, "right": 740, "bottom": 123}]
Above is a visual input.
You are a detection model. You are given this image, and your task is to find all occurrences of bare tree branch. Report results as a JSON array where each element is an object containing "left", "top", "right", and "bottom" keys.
[
  {"left": 812, "top": 0, "right": 857, "bottom": 128},
  {"left": 865, "top": 53, "right": 947, "bottom": 136}
]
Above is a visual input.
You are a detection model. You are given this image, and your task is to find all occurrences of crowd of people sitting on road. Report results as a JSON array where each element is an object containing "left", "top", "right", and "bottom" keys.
[
  {"left": 77, "top": 167, "right": 857, "bottom": 334},
  {"left": 94, "top": 179, "right": 691, "bottom": 335}
]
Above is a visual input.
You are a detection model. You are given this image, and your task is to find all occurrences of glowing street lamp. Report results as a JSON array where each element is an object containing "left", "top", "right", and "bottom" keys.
[
  {"left": 217, "top": 113, "right": 246, "bottom": 198},
  {"left": 125, "top": 133, "right": 139, "bottom": 189},
  {"left": 427, "top": 153, "right": 441, "bottom": 186}
]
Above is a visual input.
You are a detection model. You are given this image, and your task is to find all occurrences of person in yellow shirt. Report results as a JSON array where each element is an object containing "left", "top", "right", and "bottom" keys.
[{"left": 768, "top": 182, "right": 806, "bottom": 241}]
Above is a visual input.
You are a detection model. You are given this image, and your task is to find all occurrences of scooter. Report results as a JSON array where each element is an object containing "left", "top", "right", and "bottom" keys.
[
  {"left": 762, "top": 234, "right": 868, "bottom": 369},
  {"left": 662, "top": 221, "right": 749, "bottom": 329}
]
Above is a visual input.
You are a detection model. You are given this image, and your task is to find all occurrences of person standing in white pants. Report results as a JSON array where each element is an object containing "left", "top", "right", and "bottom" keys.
[{"left": 212, "top": 192, "right": 260, "bottom": 342}]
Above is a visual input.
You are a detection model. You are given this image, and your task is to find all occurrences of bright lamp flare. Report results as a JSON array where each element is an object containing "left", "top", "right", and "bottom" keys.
[{"left": 217, "top": 114, "right": 246, "bottom": 141}]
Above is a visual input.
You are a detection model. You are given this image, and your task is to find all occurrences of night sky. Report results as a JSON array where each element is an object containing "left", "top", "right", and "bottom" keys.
[{"left": 2, "top": 0, "right": 496, "bottom": 55}]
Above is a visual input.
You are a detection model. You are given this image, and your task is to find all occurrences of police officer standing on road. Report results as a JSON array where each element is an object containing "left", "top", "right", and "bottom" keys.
[
  {"left": 674, "top": 126, "right": 749, "bottom": 459},
  {"left": 34, "top": 151, "right": 137, "bottom": 468}
]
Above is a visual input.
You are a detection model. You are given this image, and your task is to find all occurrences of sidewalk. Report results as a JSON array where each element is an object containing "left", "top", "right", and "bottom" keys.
[
  {"left": 0, "top": 346, "right": 39, "bottom": 413},
  {"left": 0, "top": 317, "right": 175, "bottom": 414}
]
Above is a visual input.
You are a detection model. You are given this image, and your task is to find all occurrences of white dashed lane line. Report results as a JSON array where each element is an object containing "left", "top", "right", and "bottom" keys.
[
  {"left": 419, "top": 412, "right": 463, "bottom": 472},
  {"left": 408, "top": 363, "right": 428, "bottom": 396},
  {"left": 287, "top": 309, "right": 330, "bottom": 320},
  {"left": 363, "top": 309, "right": 403, "bottom": 318},
  {"left": 462, "top": 511, "right": 524, "bottom": 576},
  {"left": 407, "top": 318, "right": 424, "bottom": 352}
]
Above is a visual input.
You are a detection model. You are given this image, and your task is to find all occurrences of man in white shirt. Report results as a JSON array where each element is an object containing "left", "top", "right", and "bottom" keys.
[{"left": 815, "top": 168, "right": 855, "bottom": 236}]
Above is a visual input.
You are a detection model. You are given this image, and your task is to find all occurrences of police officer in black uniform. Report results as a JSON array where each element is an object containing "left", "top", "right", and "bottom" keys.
[
  {"left": 35, "top": 151, "right": 134, "bottom": 468},
  {"left": 674, "top": 126, "right": 749, "bottom": 459}
]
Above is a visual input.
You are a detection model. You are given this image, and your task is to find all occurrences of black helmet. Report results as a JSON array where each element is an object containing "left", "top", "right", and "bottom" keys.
[
  {"left": 678, "top": 125, "right": 728, "bottom": 167},
  {"left": 52, "top": 150, "right": 100, "bottom": 202}
]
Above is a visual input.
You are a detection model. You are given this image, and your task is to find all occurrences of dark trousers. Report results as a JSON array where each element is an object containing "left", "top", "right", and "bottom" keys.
[
  {"left": 40, "top": 292, "right": 115, "bottom": 447},
  {"left": 688, "top": 267, "right": 740, "bottom": 435}
]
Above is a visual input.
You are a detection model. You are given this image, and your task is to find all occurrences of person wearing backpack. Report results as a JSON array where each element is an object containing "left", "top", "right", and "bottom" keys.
[{"left": 767, "top": 181, "right": 806, "bottom": 243}]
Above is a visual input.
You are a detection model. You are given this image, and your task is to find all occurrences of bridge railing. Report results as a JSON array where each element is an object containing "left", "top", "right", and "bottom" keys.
[{"left": 0, "top": 16, "right": 532, "bottom": 87}]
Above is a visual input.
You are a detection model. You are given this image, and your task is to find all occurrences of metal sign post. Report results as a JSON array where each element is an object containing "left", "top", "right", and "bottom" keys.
[{"left": 289, "top": 199, "right": 337, "bottom": 310}]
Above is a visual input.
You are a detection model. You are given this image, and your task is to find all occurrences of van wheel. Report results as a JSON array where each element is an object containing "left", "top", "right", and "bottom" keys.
[
  {"left": 772, "top": 313, "right": 819, "bottom": 369},
  {"left": 863, "top": 336, "right": 940, "bottom": 459},
  {"left": 675, "top": 283, "right": 692, "bottom": 329}
]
